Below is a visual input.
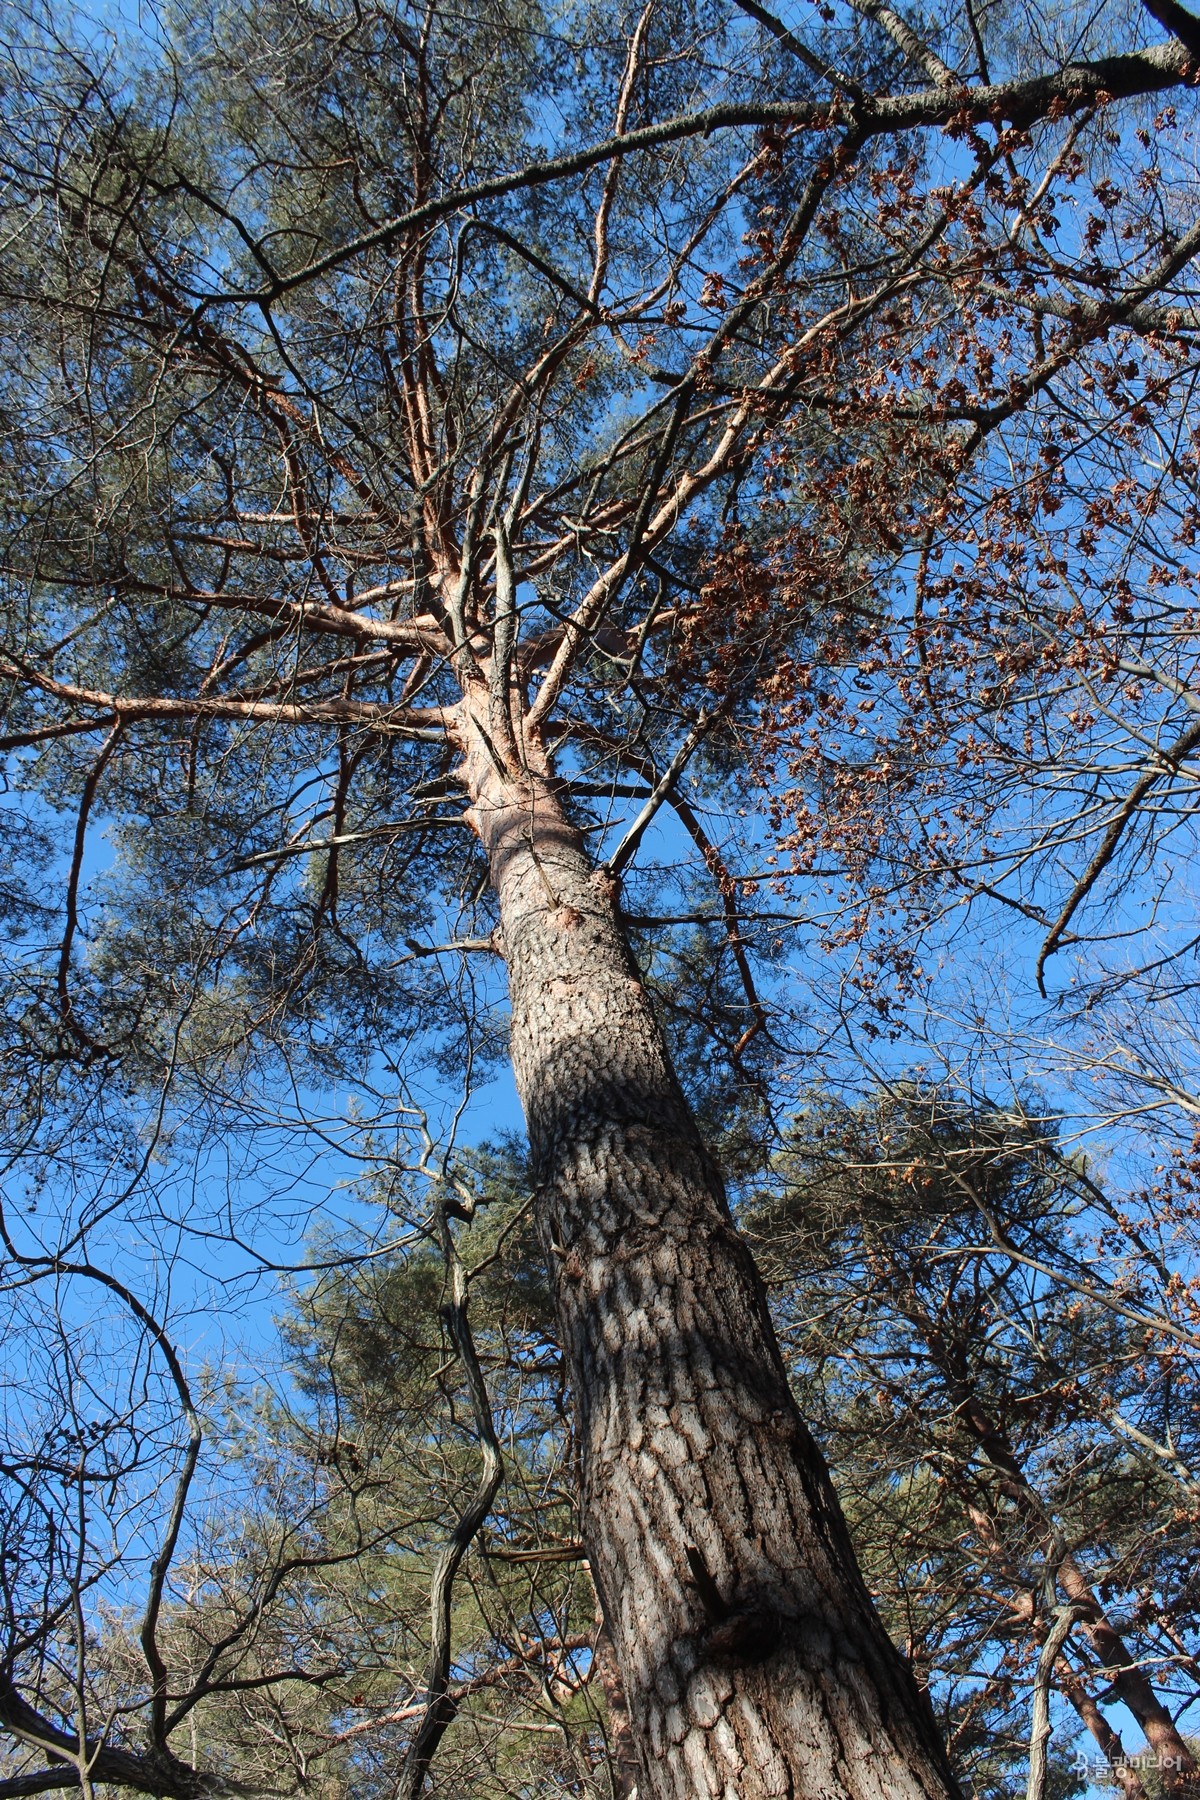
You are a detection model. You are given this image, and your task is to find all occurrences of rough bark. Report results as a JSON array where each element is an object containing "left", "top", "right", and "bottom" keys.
[
  {"left": 459, "top": 699, "right": 962, "bottom": 1800},
  {"left": 595, "top": 1618, "right": 642, "bottom": 1800}
]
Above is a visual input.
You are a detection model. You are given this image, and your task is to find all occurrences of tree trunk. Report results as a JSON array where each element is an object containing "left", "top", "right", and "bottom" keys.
[
  {"left": 1055, "top": 1556, "right": 1195, "bottom": 1788},
  {"left": 459, "top": 703, "right": 961, "bottom": 1800},
  {"left": 1058, "top": 1667, "right": 1148, "bottom": 1800},
  {"left": 595, "top": 1615, "right": 642, "bottom": 1800}
]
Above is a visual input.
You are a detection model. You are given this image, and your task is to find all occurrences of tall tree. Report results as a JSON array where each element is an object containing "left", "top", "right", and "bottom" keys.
[{"left": 2, "top": 0, "right": 1200, "bottom": 1791}]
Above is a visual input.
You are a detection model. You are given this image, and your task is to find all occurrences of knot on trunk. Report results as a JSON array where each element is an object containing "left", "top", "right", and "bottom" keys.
[{"left": 685, "top": 1544, "right": 786, "bottom": 1667}]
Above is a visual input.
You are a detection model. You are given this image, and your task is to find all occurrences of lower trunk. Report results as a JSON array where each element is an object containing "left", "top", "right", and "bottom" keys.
[{"left": 462, "top": 713, "right": 960, "bottom": 1800}]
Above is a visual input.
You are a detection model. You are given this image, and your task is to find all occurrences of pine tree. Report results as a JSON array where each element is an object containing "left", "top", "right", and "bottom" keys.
[{"left": 2, "top": 0, "right": 1199, "bottom": 1790}]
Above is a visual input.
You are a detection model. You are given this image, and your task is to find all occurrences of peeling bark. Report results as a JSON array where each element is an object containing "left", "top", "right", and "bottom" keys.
[{"left": 459, "top": 701, "right": 961, "bottom": 1800}]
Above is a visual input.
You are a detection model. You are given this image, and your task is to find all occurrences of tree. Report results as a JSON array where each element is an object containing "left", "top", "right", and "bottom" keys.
[
  {"left": 103, "top": 1150, "right": 607, "bottom": 1800},
  {"left": 2, "top": 0, "right": 1200, "bottom": 1791},
  {"left": 201, "top": 1149, "right": 631, "bottom": 1800},
  {"left": 52, "top": 1089, "right": 1194, "bottom": 1800},
  {"left": 747, "top": 1088, "right": 1200, "bottom": 1798}
]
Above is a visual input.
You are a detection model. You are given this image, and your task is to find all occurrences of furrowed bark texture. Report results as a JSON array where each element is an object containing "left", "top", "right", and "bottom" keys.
[
  {"left": 461, "top": 705, "right": 962, "bottom": 1800},
  {"left": 595, "top": 1619, "right": 643, "bottom": 1799}
]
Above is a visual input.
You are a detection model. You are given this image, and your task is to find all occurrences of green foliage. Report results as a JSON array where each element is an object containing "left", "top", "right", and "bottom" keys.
[
  {"left": 118, "top": 1143, "right": 617, "bottom": 1796},
  {"left": 744, "top": 1088, "right": 1200, "bottom": 1794}
]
